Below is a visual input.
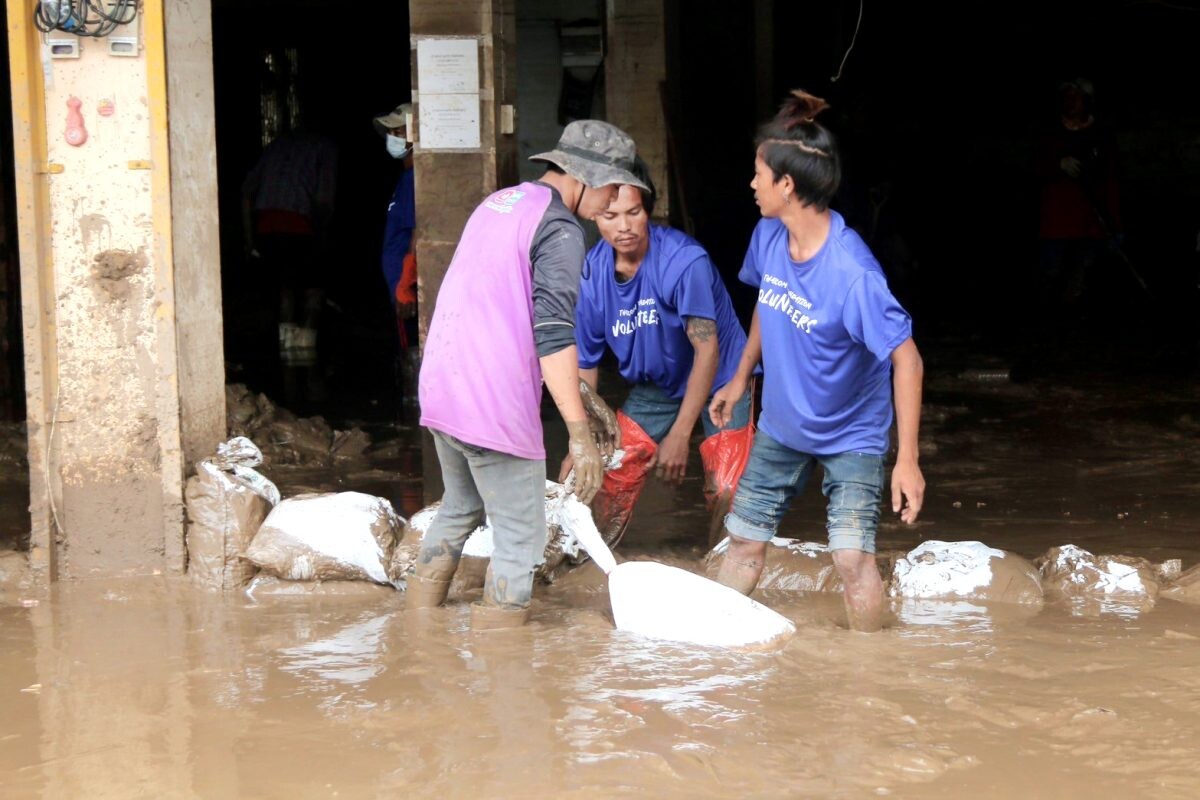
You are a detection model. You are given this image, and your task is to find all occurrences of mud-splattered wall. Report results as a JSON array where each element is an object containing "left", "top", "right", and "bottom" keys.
[
  {"left": 10, "top": 2, "right": 224, "bottom": 580},
  {"left": 43, "top": 34, "right": 166, "bottom": 577}
]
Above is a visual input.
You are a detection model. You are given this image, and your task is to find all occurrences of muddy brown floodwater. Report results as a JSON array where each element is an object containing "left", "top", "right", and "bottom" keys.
[{"left": 2, "top": 365, "right": 1199, "bottom": 798}]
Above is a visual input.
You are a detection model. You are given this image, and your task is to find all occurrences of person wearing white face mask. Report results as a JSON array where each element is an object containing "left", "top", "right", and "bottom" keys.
[{"left": 373, "top": 102, "right": 419, "bottom": 406}]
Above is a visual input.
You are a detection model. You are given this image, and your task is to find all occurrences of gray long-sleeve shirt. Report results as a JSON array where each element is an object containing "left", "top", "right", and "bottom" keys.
[{"left": 530, "top": 183, "right": 586, "bottom": 358}]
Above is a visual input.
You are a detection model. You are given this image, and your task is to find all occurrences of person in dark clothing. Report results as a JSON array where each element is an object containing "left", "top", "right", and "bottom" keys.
[
  {"left": 241, "top": 128, "right": 338, "bottom": 400},
  {"left": 374, "top": 103, "right": 419, "bottom": 407},
  {"left": 1034, "top": 78, "right": 1122, "bottom": 309}
]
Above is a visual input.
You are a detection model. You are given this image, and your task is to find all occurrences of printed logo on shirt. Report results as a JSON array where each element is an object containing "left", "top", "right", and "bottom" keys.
[
  {"left": 758, "top": 273, "right": 819, "bottom": 334},
  {"left": 611, "top": 298, "right": 660, "bottom": 337},
  {"left": 484, "top": 189, "right": 527, "bottom": 214}
]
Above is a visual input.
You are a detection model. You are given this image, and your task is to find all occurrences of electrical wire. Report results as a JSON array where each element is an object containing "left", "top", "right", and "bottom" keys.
[
  {"left": 830, "top": 0, "right": 864, "bottom": 83},
  {"left": 34, "top": 0, "right": 137, "bottom": 38}
]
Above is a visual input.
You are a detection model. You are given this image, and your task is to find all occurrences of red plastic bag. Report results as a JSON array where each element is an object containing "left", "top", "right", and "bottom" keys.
[
  {"left": 589, "top": 412, "right": 657, "bottom": 548},
  {"left": 699, "top": 391, "right": 756, "bottom": 546}
]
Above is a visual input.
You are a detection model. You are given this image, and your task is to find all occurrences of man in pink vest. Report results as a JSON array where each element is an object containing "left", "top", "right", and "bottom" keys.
[{"left": 410, "top": 120, "right": 649, "bottom": 630}]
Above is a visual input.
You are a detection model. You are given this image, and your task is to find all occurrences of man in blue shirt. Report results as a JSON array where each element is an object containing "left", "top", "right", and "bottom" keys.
[
  {"left": 568, "top": 159, "right": 751, "bottom": 485},
  {"left": 709, "top": 91, "right": 925, "bottom": 632}
]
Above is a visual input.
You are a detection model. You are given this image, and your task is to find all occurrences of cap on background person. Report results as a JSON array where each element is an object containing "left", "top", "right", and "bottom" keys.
[{"left": 374, "top": 103, "right": 412, "bottom": 136}]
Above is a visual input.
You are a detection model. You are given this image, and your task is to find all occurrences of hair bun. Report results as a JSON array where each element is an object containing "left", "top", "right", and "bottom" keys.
[{"left": 778, "top": 90, "right": 830, "bottom": 130}]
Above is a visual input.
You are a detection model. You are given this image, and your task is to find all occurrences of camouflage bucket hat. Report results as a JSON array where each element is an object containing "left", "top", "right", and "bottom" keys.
[{"left": 529, "top": 119, "right": 649, "bottom": 191}]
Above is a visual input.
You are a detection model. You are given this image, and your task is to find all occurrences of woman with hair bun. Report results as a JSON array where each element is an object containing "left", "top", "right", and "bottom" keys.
[{"left": 708, "top": 90, "right": 926, "bottom": 632}]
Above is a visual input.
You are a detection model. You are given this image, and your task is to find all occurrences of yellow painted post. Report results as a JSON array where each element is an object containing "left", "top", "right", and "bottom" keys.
[{"left": 142, "top": 0, "right": 188, "bottom": 574}]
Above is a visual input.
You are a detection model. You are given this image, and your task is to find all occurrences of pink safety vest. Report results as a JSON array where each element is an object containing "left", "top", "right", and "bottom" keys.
[{"left": 419, "top": 182, "right": 552, "bottom": 460}]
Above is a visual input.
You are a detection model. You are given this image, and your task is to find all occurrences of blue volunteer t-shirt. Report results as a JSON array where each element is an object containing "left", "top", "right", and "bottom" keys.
[
  {"left": 741, "top": 211, "right": 912, "bottom": 455},
  {"left": 576, "top": 225, "right": 747, "bottom": 400}
]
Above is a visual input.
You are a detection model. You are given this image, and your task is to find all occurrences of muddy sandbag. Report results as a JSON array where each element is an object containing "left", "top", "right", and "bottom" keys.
[
  {"left": 244, "top": 491, "right": 402, "bottom": 585},
  {"left": 389, "top": 482, "right": 584, "bottom": 590},
  {"left": 703, "top": 538, "right": 904, "bottom": 593},
  {"left": 331, "top": 428, "right": 371, "bottom": 465},
  {"left": 891, "top": 541, "right": 1044, "bottom": 605},
  {"left": 225, "top": 383, "right": 372, "bottom": 468},
  {"left": 225, "top": 383, "right": 275, "bottom": 433},
  {"left": 263, "top": 412, "right": 336, "bottom": 466},
  {"left": 1036, "top": 544, "right": 1159, "bottom": 605},
  {"left": 185, "top": 437, "right": 281, "bottom": 592},
  {"left": 1161, "top": 563, "right": 1200, "bottom": 604}
]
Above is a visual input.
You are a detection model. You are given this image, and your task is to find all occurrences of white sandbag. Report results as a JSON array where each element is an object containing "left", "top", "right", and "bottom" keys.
[
  {"left": 186, "top": 436, "right": 280, "bottom": 592},
  {"left": 891, "top": 541, "right": 1044, "bottom": 605},
  {"left": 557, "top": 490, "right": 796, "bottom": 648},
  {"left": 216, "top": 436, "right": 281, "bottom": 505},
  {"left": 1036, "top": 544, "right": 1158, "bottom": 603},
  {"left": 244, "top": 491, "right": 402, "bottom": 585}
]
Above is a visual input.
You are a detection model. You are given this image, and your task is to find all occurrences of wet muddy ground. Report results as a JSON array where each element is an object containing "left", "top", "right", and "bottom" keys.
[{"left": 2, "top": 350, "right": 1199, "bottom": 798}]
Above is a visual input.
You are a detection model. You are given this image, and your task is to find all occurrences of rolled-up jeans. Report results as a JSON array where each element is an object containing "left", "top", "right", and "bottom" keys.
[
  {"left": 725, "top": 430, "right": 885, "bottom": 553},
  {"left": 417, "top": 430, "right": 547, "bottom": 608}
]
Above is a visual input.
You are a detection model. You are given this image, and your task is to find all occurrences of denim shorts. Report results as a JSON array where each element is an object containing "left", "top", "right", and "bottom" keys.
[
  {"left": 622, "top": 381, "right": 752, "bottom": 443},
  {"left": 725, "top": 430, "right": 885, "bottom": 553}
]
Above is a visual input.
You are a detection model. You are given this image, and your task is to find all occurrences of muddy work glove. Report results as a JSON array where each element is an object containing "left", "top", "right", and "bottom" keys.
[
  {"left": 579, "top": 380, "right": 621, "bottom": 458},
  {"left": 566, "top": 420, "right": 604, "bottom": 504}
]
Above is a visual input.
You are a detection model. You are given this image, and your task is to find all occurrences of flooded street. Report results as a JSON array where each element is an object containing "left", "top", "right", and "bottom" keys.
[
  {"left": 2, "top": 578, "right": 1198, "bottom": 798},
  {"left": 2, "top": 358, "right": 1199, "bottom": 798}
]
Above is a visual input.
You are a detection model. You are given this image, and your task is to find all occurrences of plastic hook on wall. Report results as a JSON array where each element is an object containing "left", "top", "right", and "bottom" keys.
[{"left": 64, "top": 96, "right": 87, "bottom": 146}]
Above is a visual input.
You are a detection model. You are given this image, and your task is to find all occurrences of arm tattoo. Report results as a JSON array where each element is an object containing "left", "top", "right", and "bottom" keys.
[{"left": 686, "top": 317, "right": 717, "bottom": 344}]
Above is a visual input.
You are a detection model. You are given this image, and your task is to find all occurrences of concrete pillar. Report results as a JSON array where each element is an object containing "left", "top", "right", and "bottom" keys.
[
  {"left": 408, "top": 0, "right": 518, "bottom": 348},
  {"left": 605, "top": 0, "right": 669, "bottom": 219},
  {"left": 163, "top": 1, "right": 226, "bottom": 485},
  {"left": 5, "top": 1, "right": 225, "bottom": 581},
  {"left": 408, "top": 0, "right": 518, "bottom": 504}
]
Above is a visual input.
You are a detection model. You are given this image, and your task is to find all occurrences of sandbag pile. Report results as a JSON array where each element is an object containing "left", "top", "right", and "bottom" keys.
[
  {"left": 226, "top": 383, "right": 370, "bottom": 468},
  {"left": 706, "top": 537, "right": 1193, "bottom": 611},
  {"left": 244, "top": 491, "right": 403, "bottom": 585},
  {"left": 185, "top": 436, "right": 281, "bottom": 592}
]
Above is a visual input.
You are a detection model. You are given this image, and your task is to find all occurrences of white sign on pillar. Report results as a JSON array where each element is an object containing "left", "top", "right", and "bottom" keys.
[{"left": 415, "top": 37, "right": 481, "bottom": 150}]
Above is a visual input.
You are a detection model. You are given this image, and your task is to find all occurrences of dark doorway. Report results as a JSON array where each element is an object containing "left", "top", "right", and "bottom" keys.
[
  {"left": 667, "top": 1, "right": 1200, "bottom": 374},
  {"left": 212, "top": 0, "right": 412, "bottom": 423},
  {"left": 0, "top": 21, "right": 31, "bottom": 552}
]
